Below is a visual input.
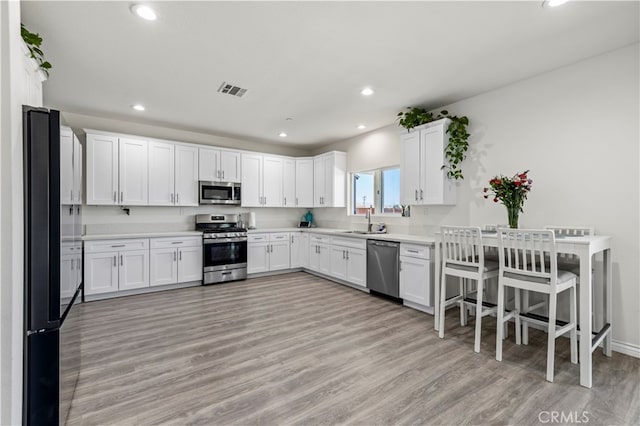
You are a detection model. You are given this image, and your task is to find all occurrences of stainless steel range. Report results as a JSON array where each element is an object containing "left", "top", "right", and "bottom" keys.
[{"left": 196, "top": 214, "right": 247, "bottom": 285}]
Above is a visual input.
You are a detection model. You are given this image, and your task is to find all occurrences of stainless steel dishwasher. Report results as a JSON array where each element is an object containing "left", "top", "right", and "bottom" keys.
[{"left": 366, "top": 240, "right": 400, "bottom": 298}]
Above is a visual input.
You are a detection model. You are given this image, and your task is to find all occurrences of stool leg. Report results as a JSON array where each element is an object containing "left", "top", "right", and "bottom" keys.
[
  {"left": 522, "top": 290, "right": 529, "bottom": 345},
  {"left": 570, "top": 285, "right": 578, "bottom": 364},
  {"left": 460, "top": 278, "right": 467, "bottom": 326},
  {"left": 438, "top": 273, "right": 447, "bottom": 339},
  {"left": 496, "top": 280, "right": 505, "bottom": 362},
  {"left": 515, "top": 288, "right": 521, "bottom": 345},
  {"left": 504, "top": 287, "right": 509, "bottom": 339},
  {"left": 546, "top": 291, "right": 558, "bottom": 382},
  {"left": 474, "top": 277, "right": 484, "bottom": 353}
]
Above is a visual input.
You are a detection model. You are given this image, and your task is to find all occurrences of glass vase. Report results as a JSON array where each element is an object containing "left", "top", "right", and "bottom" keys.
[{"left": 507, "top": 206, "right": 520, "bottom": 229}]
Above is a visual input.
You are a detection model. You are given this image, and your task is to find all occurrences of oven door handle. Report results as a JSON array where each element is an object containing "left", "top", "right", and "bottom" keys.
[{"left": 204, "top": 238, "right": 247, "bottom": 244}]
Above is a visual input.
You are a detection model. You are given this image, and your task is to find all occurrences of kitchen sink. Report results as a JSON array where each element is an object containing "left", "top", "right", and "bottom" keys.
[{"left": 341, "top": 230, "right": 386, "bottom": 235}]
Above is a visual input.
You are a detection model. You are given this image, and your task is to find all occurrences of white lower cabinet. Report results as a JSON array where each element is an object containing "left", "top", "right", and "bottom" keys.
[
  {"left": 399, "top": 243, "right": 432, "bottom": 309},
  {"left": 150, "top": 237, "right": 203, "bottom": 287},
  {"left": 308, "top": 234, "right": 331, "bottom": 275},
  {"left": 84, "top": 252, "right": 121, "bottom": 295},
  {"left": 330, "top": 237, "right": 367, "bottom": 288},
  {"left": 118, "top": 250, "right": 150, "bottom": 291},
  {"left": 290, "top": 232, "right": 309, "bottom": 268},
  {"left": 248, "top": 233, "right": 290, "bottom": 273}
]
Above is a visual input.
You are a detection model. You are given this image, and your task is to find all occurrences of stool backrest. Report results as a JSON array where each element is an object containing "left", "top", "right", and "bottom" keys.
[
  {"left": 544, "top": 226, "right": 594, "bottom": 237},
  {"left": 483, "top": 224, "right": 508, "bottom": 232},
  {"left": 441, "top": 226, "right": 485, "bottom": 270},
  {"left": 497, "top": 228, "right": 558, "bottom": 284}
]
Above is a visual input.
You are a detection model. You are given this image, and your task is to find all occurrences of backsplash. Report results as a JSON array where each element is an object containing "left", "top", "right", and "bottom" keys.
[{"left": 83, "top": 205, "right": 308, "bottom": 235}]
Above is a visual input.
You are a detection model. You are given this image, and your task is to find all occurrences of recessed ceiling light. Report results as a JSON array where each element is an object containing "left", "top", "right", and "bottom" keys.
[
  {"left": 131, "top": 4, "right": 157, "bottom": 21},
  {"left": 360, "top": 87, "right": 374, "bottom": 96},
  {"left": 357, "top": 124, "right": 366, "bottom": 130},
  {"left": 279, "top": 132, "right": 287, "bottom": 138},
  {"left": 131, "top": 104, "right": 145, "bottom": 111},
  {"left": 542, "top": 0, "right": 569, "bottom": 7}
]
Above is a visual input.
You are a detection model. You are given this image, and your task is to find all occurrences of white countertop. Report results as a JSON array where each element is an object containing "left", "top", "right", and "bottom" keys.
[
  {"left": 83, "top": 231, "right": 203, "bottom": 241},
  {"left": 248, "top": 228, "right": 436, "bottom": 245}
]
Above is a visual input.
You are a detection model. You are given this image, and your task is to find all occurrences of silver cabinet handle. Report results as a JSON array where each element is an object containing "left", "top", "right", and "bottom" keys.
[
  {"left": 111, "top": 244, "right": 125, "bottom": 248},
  {"left": 407, "top": 249, "right": 419, "bottom": 253},
  {"left": 70, "top": 189, "right": 73, "bottom": 200},
  {"left": 113, "top": 191, "right": 117, "bottom": 202},
  {"left": 290, "top": 235, "right": 293, "bottom": 244},
  {"left": 171, "top": 193, "right": 174, "bottom": 203},
  {"left": 120, "top": 255, "right": 123, "bottom": 266},
  {"left": 77, "top": 258, "right": 81, "bottom": 269},
  {"left": 415, "top": 190, "right": 418, "bottom": 201},
  {"left": 284, "top": 197, "right": 286, "bottom": 205},
  {"left": 222, "top": 170, "right": 225, "bottom": 179},
  {"left": 179, "top": 251, "right": 182, "bottom": 261},
  {"left": 176, "top": 193, "right": 179, "bottom": 204},
  {"left": 266, "top": 245, "right": 269, "bottom": 254},
  {"left": 346, "top": 251, "right": 349, "bottom": 260},
  {"left": 399, "top": 260, "right": 402, "bottom": 271},
  {"left": 173, "top": 251, "right": 177, "bottom": 261},
  {"left": 217, "top": 170, "right": 221, "bottom": 179},
  {"left": 120, "top": 192, "right": 124, "bottom": 203},
  {"left": 71, "top": 259, "right": 74, "bottom": 270},
  {"left": 171, "top": 241, "right": 183, "bottom": 244},
  {"left": 296, "top": 197, "right": 298, "bottom": 206},
  {"left": 420, "top": 189, "right": 423, "bottom": 200},
  {"left": 342, "top": 250, "right": 345, "bottom": 260},
  {"left": 113, "top": 256, "right": 117, "bottom": 267},
  {"left": 270, "top": 244, "right": 273, "bottom": 253},
  {"left": 264, "top": 196, "right": 267, "bottom": 205}
]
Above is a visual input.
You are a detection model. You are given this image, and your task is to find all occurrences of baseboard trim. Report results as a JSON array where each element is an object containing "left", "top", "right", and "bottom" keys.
[{"left": 611, "top": 340, "right": 640, "bottom": 359}]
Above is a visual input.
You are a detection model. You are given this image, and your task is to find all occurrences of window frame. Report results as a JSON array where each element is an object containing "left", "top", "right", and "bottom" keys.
[{"left": 349, "top": 165, "right": 401, "bottom": 217}]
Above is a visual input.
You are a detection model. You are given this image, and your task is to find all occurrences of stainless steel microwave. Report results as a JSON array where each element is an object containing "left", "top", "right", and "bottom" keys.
[{"left": 199, "top": 181, "right": 241, "bottom": 205}]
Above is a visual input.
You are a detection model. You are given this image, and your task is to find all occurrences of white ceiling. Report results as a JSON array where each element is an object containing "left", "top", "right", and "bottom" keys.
[{"left": 21, "top": 1, "right": 639, "bottom": 148}]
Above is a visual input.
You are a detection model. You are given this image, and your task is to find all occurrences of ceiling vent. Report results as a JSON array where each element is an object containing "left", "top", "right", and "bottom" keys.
[{"left": 217, "top": 82, "right": 247, "bottom": 98}]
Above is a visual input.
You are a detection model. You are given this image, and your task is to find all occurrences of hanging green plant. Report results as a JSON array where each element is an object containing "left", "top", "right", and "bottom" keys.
[
  {"left": 397, "top": 107, "right": 470, "bottom": 180},
  {"left": 21, "top": 24, "right": 52, "bottom": 77}
]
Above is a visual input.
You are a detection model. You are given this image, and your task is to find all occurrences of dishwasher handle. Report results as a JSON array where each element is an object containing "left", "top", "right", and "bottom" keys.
[{"left": 367, "top": 240, "right": 399, "bottom": 248}]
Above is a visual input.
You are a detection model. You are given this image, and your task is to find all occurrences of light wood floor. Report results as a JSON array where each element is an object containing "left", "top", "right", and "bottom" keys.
[{"left": 67, "top": 272, "right": 639, "bottom": 425}]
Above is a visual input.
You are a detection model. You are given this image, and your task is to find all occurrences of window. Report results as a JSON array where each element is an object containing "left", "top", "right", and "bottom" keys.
[{"left": 351, "top": 167, "right": 401, "bottom": 215}]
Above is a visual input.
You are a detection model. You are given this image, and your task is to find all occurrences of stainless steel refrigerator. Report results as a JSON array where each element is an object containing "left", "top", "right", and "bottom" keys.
[{"left": 23, "top": 107, "right": 82, "bottom": 425}]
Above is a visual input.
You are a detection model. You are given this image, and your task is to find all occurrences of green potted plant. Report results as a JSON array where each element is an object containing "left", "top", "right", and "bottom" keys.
[
  {"left": 21, "top": 24, "right": 52, "bottom": 77},
  {"left": 397, "top": 107, "right": 469, "bottom": 180}
]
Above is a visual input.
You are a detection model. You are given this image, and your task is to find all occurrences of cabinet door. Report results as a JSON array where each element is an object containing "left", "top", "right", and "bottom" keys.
[
  {"left": 148, "top": 141, "right": 176, "bottom": 206},
  {"left": 290, "top": 233, "right": 301, "bottom": 268},
  {"left": 86, "top": 134, "right": 119, "bottom": 205},
  {"left": 269, "top": 241, "right": 290, "bottom": 271},
  {"left": 220, "top": 150, "right": 241, "bottom": 183},
  {"left": 421, "top": 125, "right": 445, "bottom": 205},
  {"left": 330, "top": 246, "right": 348, "bottom": 280},
  {"left": 299, "top": 233, "right": 309, "bottom": 268},
  {"left": 60, "top": 127, "right": 74, "bottom": 204},
  {"left": 60, "top": 254, "right": 76, "bottom": 299},
  {"left": 295, "top": 158, "right": 314, "bottom": 208},
  {"left": 323, "top": 153, "right": 346, "bottom": 208},
  {"left": 73, "top": 135, "right": 83, "bottom": 204},
  {"left": 282, "top": 158, "right": 296, "bottom": 207},
  {"left": 400, "top": 131, "right": 421, "bottom": 205},
  {"left": 241, "top": 154, "right": 263, "bottom": 207},
  {"left": 346, "top": 248, "right": 367, "bottom": 288},
  {"left": 247, "top": 242, "right": 269, "bottom": 274},
  {"left": 118, "top": 249, "right": 150, "bottom": 291},
  {"left": 119, "top": 138, "right": 149, "bottom": 205},
  {"left": 399, "top": 256, "right": 430, "bottom": 306},
  {"left": 263, "top": 156, "right": 283, "bottom": 207},
  {"left": 307, "top": 243, "right": 320, "bottom": 272},
  {"left": 198, "top": 148, "right": 220, "bottom": 181},
  {"left": 178, "top": 246, "right": 203, "bottom": 283},
  {"left": 313, "top": 156, "right": 325, "bottom": 207},
  {"left": 150, "top": 248, "right": 178, "bottom": 287},
  {"left": 318, "top": 243, "right": 331, "bottom": 275},
  {"left": 84, "top": 252, "right": 118, "bottom": 295},
  {"left": 175, "top": 145, "right": 199, "bottom": 206}
]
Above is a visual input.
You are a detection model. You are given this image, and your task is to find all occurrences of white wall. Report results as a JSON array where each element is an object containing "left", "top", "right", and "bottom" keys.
[{"left": 313, "top": 44, "right": 640, "bottom": 352}]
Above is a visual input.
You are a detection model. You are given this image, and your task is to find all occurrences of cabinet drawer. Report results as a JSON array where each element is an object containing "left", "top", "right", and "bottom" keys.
[
  {"left": 248, "top": 233, "right": 269, "bottom": 243},
  {"left": 330, "top": 236, "right": 367, "bottom": 250},
  {"left": 150, "top": 236, "right": 201, "bottom": 249},
  {"left": 400, "top": 243, "right": 430, "bottom": 259},
  {"left": 85, "top": 239, "right": 149, "bottom": 253},
  {"left": 269, "top": 232, "right": 290, "bottom": 242},
  {"left": 309, "top": 233, "right": 331, "bottom": 243}
]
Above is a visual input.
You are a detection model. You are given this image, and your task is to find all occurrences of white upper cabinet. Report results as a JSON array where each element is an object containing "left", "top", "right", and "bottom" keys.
[
  {"left": 313, "top": 151, "right": 346, "bottom": 207},
  {"left": 400, "top": 118, "right": 456, "bottom": 205},
  {"left": 174, "top": 145, "right": 199, "bottom": 206},
  {"left": 241, "top": 154, "right": 283, "bottom": 207},
  {"left": 295, "top": 158, "right": 314, "bottom": 208},
  {"left": 199, "top": 148, "right": 241, "bottom": 183},
  {"left": 60, "top": 127, "right": 74, "bottom": 204},
  {"left": 73, "top": 135, "right": 83, "bottom": 204},
  {"left": 283, "top": 158, "right": 296, "bottom": 207},
  {"left": 86, "top": 133, "right": 119, "bottom": 205},
  {"left": 241, "top": 153, "right": 263, "bottom": 207},
  {"left": 119, "top": 137, "right": 149, "bottom": 206},
  {"left": 148, "top": 141, "right": 175, "bottom": 206}
]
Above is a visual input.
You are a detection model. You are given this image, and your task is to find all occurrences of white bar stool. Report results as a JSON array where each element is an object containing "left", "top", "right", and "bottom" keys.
[
  {"left": 495, "top": 228, "right": 578, "bottom": 382},
  {"left": 438, "top": 226, "right": 499, "bottom": 353}
]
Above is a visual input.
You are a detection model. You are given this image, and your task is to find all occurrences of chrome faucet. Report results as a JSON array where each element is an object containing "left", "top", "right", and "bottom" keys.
[{"left": 366, "top": 205, "right": 373, "bottom": 232}]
